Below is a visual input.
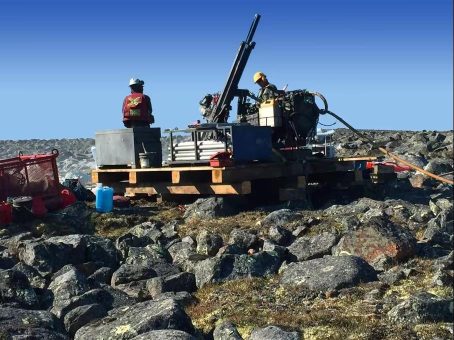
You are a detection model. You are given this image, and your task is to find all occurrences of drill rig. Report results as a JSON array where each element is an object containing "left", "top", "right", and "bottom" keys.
[{"left": 167, "top": 14, "right": 330, "bottom": 165}]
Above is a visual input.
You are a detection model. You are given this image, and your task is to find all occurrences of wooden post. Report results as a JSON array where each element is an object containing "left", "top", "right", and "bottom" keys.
[
  {"left": 129, "top": 171, "right": 137, "bottom": 184},
  {"left": 171, "top": 171, "right": 181, "bottom": 184}
]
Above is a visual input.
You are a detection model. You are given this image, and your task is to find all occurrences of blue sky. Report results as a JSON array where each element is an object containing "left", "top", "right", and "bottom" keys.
[{"left": 0, "top": 0, "right": 452, "bottom": 139}]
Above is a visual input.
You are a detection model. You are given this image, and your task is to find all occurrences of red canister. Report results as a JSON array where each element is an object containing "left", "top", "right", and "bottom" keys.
[
  {"left": 31, "top": 197, "right": 48, "bottom": 217},
  {"left": 0, "top": 202, "right": 13, "bottom": 225}
]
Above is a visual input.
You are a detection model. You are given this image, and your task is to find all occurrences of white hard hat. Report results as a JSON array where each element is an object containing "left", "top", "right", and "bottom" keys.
[{"left": 129, "top": 78, "right": 144, "bottom": 86}]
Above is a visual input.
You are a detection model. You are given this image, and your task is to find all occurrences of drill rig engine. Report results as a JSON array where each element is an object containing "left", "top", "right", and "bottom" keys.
[{"left": 198, "top": 14, "right": 322, "bottom": 151}]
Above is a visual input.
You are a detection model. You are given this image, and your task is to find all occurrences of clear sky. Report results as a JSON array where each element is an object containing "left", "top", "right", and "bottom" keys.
[{"left": 0, "top": 0, "right": 452, "bottom": 139}]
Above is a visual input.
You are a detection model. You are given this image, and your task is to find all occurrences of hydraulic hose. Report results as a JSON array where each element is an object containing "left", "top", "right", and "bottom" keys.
[{"left": 320, "top": 108, "right": 453, "bottom": 186}]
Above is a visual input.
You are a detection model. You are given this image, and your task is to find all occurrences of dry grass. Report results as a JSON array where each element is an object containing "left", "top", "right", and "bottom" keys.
[
  {"left": 413, "top": 323, "right": 453, "bottom": 339},
  {"left": 186, "top": 277, "right": 421, "bottom": 340},
  {"left": 178, "top": 211, "right": 267, "bottom": 241},
  {"left": 92, "top": 201, "right": 183, "bottom": 239},
  {"left": 88, "top": 201, "right": 452, "bottom": 340}
]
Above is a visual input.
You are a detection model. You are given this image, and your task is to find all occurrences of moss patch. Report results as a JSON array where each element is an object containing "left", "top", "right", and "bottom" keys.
[{"left": 385, "top": 258, "right": 453, "bottom": 300}]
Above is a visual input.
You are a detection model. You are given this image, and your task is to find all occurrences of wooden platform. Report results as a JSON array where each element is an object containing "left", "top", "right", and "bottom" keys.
[{"left": 91, "top": 156, "right": 381, "bottom": 200}]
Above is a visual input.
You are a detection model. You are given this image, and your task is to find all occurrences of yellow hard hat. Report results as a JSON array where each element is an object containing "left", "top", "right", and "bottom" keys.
[{"left": 253, "top": 71, "right": 266, "bottom": 83}]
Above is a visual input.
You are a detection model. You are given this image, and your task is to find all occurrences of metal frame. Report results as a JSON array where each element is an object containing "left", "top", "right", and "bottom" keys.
[{"left": 166, "top": 124, "right": 231, "bottom": 164}]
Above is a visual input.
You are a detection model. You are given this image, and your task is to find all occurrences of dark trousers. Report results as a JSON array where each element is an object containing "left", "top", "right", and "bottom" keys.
[{"left": 123, "top": 121, "right": 150, "bottom": 128}]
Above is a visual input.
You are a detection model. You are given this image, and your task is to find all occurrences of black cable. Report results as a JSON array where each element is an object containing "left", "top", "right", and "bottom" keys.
[{"left": 318, "top": 121, "right": 336, "bottom": 127}]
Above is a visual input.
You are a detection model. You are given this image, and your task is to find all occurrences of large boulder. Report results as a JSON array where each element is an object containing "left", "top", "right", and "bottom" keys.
[
  {"left": 147, "top": 272, "right": 196, "bottom": 298},
  {"left": 49, "top": 266, "right": 91, "bottom": 318},
  {"left": 429, "top": 198, "right": 453, "bottom": 216},
  {"left": 18, "top": 235, "right": 85, "bottom": 276},
  {"left": 161, "top": 221, "right": 180, "bottom": 242},
  {"left": 18, "top": 234, "right": 120, "bottom": 277},
  {"left": 116, "top": 233, "right": 150, "bottom": 259},
  {"left": 0, "top": 268, "right": 39, "bottom": 308},
  {"left": 153, "top": 291, "right": 195, "bottom": 308},
  {"left": 262, "top": 240, "right": 288, "bottom": 261},
  {"left": 84, "top": 235, "right": 120, "bottom": 269},
  {"left": 0, "top": 252, "right": 17, "bottom": 269},
  {"left": 125, "top": 244, "right": 172, "bottom": 265},
  {"left": 12, "top": 262, "right": 47, "bottom": 289},
  {"left": 130, "top": 330, "right": 196, "bottom": 340},
  {"left": 213, "top": 320, "right": 242, "bottom": 340},
  {"left": 268, "top": 225, "right": 294, "bottom": 246},
  {"left": 63, "top": 303, "right": 107, "bottom": 336},
  {"left": 0, "top": 307, "right": 67, "bottom": 339},
  {"left": 196, "top": 230, "right": 223, "bottom": 256},
  {"left": 111, "top": 262, "right": 180, "bottom": 300},
  {"left": 151, "top": 261, "right": 182, "bottom": 277},
  {"left": 74, "top": 298, "right": 195, "bottom": 339},
  {"left": 398, "top": 153, "right": 428, "bottom": 169},
  {"left": 0, "top": 232, "right": 33, "bottom": 255},
  {"left": 111, "top": 263, "right": 157, "bottom": 287},
  {"left": 50, "top": 286, "right": 136, "bottom": 320},
  {"left": 260, "top": 209, "right": 296, "bottom": 227},
  {"left": 377, "top": 266, "right": 407, "bottom": 285},
  {"left": 288, "top": 232, "right": 338, "bottom": 261},
  {"left": 332, "top": 218, "right": 416, "bottom": 270},
  {"left": 168, "top": 241, "right": 197, "bottom": 265},
  {"left": 228, "top": 229, "right": 259, "bottom": 252},
  {"left": 423, "top": 159, "right": 453, "bottom": 175},
  {"left": 323, "top": 197, "right": 381, "bottom": 217},
  {"left": 114, "top": 280, "right": 150, "bottom": 300},
  {"left": 183, "top": 197, "right": 239, "bottom": 220},
  {"left": 249, "top": 325, "right": 299, "bottom": 340},
  {"left": 280, "top": 255, "right": 377, "bottom": 292},
  {"left": 57, "top": 201, "right": 94, "bottom": 233},
  {"left": 194, "top": 251, "right": 282, "bottom": 288},
  {"left": 88, "top": 266, "right": 113, "bottom": 284},
  {"left": 128, "top": 221, "right": 164, "bottom": 242},
  {"left": 423, "top": 211, "right": 453, "bottom": 246},
  {"left": 387, "top": 292, "right": 453, "bottom": 324}
]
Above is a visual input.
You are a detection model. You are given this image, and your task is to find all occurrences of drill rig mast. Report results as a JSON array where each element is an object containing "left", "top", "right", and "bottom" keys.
[{"left": 201, "top": 14, "right": 260, "bottom": 123}]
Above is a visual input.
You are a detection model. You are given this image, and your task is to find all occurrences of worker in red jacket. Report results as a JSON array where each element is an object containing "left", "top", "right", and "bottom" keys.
[{"left": 122, "top": 78, "right": 154, "bottom": 128}]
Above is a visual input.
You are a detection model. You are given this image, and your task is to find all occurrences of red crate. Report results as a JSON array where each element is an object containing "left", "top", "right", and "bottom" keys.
[{"left": 0, "top": 149, "right": 60, "bottom": 201}]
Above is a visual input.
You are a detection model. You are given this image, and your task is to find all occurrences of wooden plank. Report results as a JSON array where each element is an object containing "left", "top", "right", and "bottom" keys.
[
  {"left": 95, "top": 165, "right": 217, "bottom": 173},
  {"left": 171, "top": 170, "right": 212, "bottom": 184},
  {"left": 125, "top": 181, "right": 251, "bottom": 196},
  {"left": 126, "top": 186, "right": 158, "bottom": 196},
  {"left": 170, "top": 182, "right": 251, "bottom": 195},
  {"left": 93, "top": 168, "right": 129, "bottom": 173}
]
